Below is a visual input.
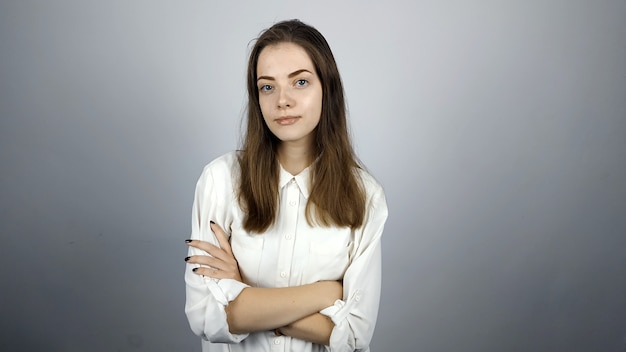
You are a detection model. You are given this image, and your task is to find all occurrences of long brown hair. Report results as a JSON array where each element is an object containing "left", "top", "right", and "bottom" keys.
[{"left": 238, "top": 19, "right": 366, "bottom": 233}]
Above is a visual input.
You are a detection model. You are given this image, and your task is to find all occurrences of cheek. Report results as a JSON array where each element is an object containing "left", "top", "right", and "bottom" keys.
[
  {"left": 313, "top": 92, "right": 323, "bottom": 119},
  {"left": 313, "top": 87, "right": 323, "bottom": 107},
  {"left": 258, "top": 98, "right": 272, "bottom": 121}
]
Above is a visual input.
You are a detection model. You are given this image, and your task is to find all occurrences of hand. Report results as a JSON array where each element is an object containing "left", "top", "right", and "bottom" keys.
[{"left": 185, "top": 221, "right": 243, "bottom": 282}]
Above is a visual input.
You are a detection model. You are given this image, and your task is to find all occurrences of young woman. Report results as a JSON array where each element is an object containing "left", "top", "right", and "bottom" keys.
[{"left": 184, "top": 19, "right": 388, "bottom": 352}]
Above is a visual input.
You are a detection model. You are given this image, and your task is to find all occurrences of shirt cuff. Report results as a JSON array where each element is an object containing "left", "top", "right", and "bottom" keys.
[
  {"left": 319, "top": 290, "right": 361, "bottom": 325},
  {"left": 201, "top": 278, "right": 250, "bottom": 343},
  {"left": 206, "top": 278, "right": 250, "bottom": 306}
]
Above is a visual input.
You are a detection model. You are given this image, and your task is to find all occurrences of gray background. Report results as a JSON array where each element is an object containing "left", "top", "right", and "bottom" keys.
[{"left": 1, "top": 1, "right": 625, "bottom": 351}]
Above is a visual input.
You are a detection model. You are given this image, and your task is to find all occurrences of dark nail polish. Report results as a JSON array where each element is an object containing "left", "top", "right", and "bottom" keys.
[
  {"left": 210, "top": 220, "right": 215, "bottom": 224},
  {"left": 192, "top": 268, "right": 198, "bottom": 272},
  {"left": 184, "top": 256, "right": 190, "bottom": 262},
  {"left": 185, "top": 239, "right": 192, "bottom": 243}
]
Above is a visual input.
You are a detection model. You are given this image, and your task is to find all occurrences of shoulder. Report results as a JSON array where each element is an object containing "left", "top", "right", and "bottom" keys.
[
  {"left": 355, "top": 167, "right": 387, "bottom": 211},
  {"left": 196, "top": 151, "right": 240, "bottom": 189},
  {"left": 355, "top": 167, "right": 384, "bottom": 197},
  {"left": 353, "top": 167, "right": 388, "bottom": 234},
  {"left": 201, "top": 151, "right": 239, "bottom": 174}
]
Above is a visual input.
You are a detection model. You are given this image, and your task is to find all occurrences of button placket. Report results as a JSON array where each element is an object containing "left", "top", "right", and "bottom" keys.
[
  {"left": 270, "top": 335, "right": 283, "bottom": 352},
  {"left": 276, "top": 179, "right": 299, "bottom": 285}
]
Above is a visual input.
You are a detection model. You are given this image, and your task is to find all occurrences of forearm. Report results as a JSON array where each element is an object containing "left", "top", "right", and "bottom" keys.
[
  {"left": 279, "top": 313, "right": 335, "bottom": 346},
  {"left": 225, "top": 281, "right": 341, "bottom": 334}
]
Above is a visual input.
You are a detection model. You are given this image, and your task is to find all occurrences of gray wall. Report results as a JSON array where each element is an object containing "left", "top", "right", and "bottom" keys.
[{"left": 1, "top": 1, "right": 625, "bottom": 351}]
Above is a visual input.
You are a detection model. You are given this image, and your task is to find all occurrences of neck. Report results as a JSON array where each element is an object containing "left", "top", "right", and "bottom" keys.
[{"left": 277, "top": 141, "right": 314, "bottom": 175}]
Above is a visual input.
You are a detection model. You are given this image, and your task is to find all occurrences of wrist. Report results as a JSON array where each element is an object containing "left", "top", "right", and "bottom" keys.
[{"left": 316, "top": 281, "right": 343, "bottom": 308}]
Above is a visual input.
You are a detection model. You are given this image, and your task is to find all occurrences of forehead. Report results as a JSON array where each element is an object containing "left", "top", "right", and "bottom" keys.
[{"left": 257, "top": 42, "right": 315, "bottom": 76}]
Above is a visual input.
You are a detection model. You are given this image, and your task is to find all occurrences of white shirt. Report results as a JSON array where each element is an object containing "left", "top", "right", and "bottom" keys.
[{"left": 185, "top": 152, "right": 388, "bottom": 352}]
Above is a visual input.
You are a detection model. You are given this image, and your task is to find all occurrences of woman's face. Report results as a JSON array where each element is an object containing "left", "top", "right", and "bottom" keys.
[{"left": 256, "top": 42, "right": 323, "bottom": 149}]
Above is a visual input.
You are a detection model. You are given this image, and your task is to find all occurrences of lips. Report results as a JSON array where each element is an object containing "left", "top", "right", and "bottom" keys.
[{"left": 274, "top": 116, "right": 300, "bottom": 125}]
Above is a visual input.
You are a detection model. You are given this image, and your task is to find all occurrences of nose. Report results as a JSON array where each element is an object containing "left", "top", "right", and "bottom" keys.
[{"left": 277, "top": 88, "right": 293, "bottom": 109}]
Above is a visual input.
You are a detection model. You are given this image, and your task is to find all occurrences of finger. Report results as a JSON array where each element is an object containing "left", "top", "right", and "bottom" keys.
[
  {"left": 205, "top": 242, "right": 233, "bottom": 263},
  {"left": 191, "top": 266, "right": 217, "bottom": 277},
  {"left": 210, "top": 221, "right": 233, "bottom": 256},
  {"left": 186, "top": 255, "right": 230, "bottom": 271},
  {"left": 186, "top": 240, "right": 235, "bottom": 266},
  {"left": 192, "top": 266, "right": 240, "bottom": 280},
  {"left": 185, "top": 223, "right": 232, "bottom": 256},
  {"left": 185, "top": 239, "right": 218, "bottom": 254}
]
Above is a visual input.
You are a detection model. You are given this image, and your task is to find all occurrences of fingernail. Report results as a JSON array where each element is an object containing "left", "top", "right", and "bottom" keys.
[
  {"left": 184, "top": 256, "right": 190, "bottom": 262},
  {"left": 210, "top": 220, "right": 215, "bottom": 224},
  {"left": 185, "top": 239, "right": 192, "bottom": 243},
  {"left": 192, "top": 268, "right": 198, "bottom": 272}
]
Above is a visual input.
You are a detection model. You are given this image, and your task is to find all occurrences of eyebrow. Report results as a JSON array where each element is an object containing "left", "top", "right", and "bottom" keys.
[{"left": 257, "top": 69, "right": 312, "bottom": 82}]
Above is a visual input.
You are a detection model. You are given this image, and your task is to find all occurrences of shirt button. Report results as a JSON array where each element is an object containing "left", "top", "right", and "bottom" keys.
[
  {"left": 285, "top": 234, "right": 292, "bottom": 240},
  {"left": 274, "top": 338, "right": 281, "bottom": 344},
  {"left": 289, "top": 200, "right": 296, "bottom": 206},
  {"left": 280, "top": 271, "right": 287, "bottom": 278},
  {"left": 290, "top": 178, "right": 296, "bottom": 184}
]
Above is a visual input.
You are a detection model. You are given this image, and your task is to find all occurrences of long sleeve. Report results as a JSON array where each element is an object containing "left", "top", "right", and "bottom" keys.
[
  {"left": 184, "top": 155, "right": 250, "bottom": 343},
  {"left": 185, "top": 154, "right": 389, "bottom": 352},
  {"left": 320, "top": 179, "right": 389, "bottom": 352}
]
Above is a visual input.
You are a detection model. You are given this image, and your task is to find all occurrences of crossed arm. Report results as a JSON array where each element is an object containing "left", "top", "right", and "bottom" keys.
[{"left": 185, "top": 222, "right": 341, "bottom": 345}]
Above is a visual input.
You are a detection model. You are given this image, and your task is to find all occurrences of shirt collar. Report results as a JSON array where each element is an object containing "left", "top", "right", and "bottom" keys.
[{"left": 278, "top": 163, "right": 312, "bottom": 199}]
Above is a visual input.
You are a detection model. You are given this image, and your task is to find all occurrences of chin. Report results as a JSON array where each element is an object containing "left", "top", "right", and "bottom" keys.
[{"left": 273, "top": 132, "right": 306, "bottom": 142}]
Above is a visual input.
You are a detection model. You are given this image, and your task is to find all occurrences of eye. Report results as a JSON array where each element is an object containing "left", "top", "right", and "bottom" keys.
[
  {"left": 259, "top": 84, "right": 273, "bottom": 93},
  {"left": 295, "top": 79, "right": 308, "bottom": 87}
]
